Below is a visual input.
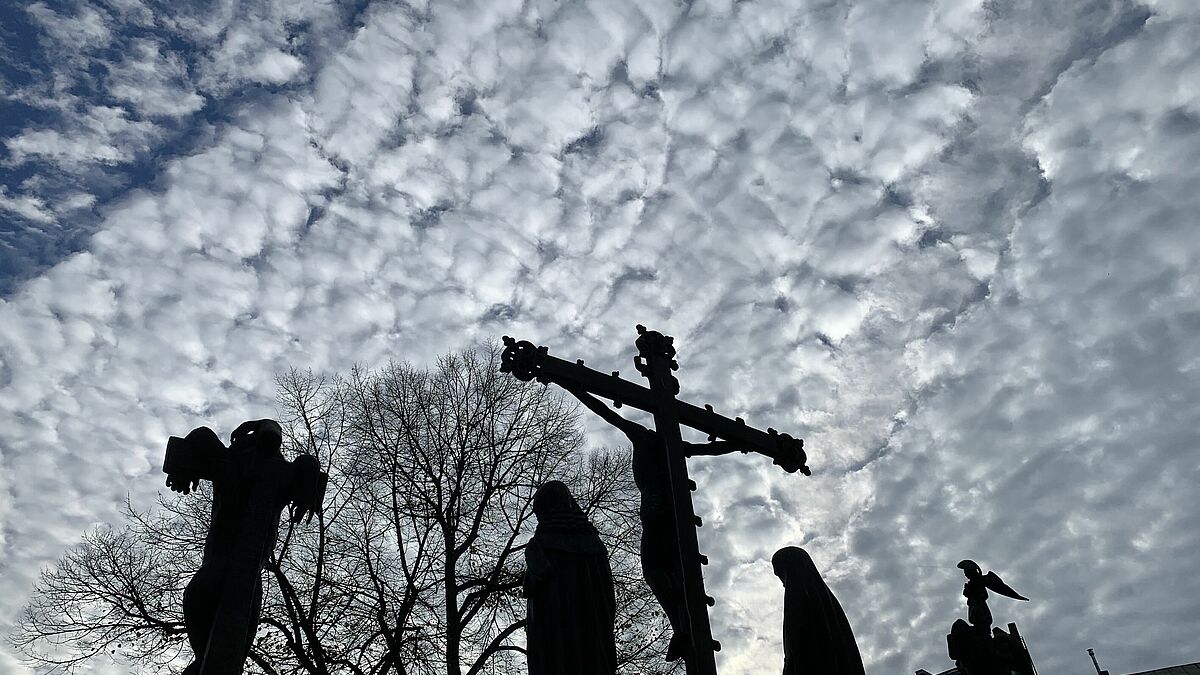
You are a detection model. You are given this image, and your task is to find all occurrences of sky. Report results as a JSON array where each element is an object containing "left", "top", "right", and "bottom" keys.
[{"left": 0, "top": 0, "right": 1198, "bottom": 673}]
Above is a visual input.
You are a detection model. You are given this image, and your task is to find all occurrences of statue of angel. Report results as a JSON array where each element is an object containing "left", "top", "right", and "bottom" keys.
[{"left": 957, "top": 559, "right": 1029, "bottom": 634}]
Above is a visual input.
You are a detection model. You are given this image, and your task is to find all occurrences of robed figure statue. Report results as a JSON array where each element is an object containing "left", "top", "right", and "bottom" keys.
[
  {"left": 523, "top": 481, "right": 617, "bottom": 675},
  {"left": 772, "top": 546, "right": 865, "bottom": 675},
  {"left": 164, "top": 419, "right": 326, "bottom": 675}
]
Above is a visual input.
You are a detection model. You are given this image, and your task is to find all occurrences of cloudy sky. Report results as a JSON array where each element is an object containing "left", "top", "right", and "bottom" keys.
[{"left": 1, "top": 0, "right": 1198, "bottom": 673}]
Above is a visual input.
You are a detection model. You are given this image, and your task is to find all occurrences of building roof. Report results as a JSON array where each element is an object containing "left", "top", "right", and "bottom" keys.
[
  {"left": 1126, "top": 663, "right": 1200, "bottom": 675},
  {"left": 917, "top": 660, "right": 1200, "bottom": 675}
]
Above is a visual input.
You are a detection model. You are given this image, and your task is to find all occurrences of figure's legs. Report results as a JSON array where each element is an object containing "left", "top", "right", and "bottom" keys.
[
  {"left": 641, "top": 536, "right": 689, "bottom": 661},
  {"left": 181, "top": 563, "right": 224, "bottom": 674},
  {"left": 181, "top": 564, "right": 262, "bottom": 674},
  {"left": 242, "top": 577, "right": 263, "bottom": 665}
]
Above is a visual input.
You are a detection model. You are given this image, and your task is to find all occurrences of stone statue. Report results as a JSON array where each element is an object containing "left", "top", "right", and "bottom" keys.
[
  {"left": 946, "top": 560, "right": 1033, "bottom": 675},
  {"left": 562, "top": 385, "right": 804, "bottom": 661},
  {"left": 957, "top": 559, "right": 1028, "bottom": 634},
  {"left": 523, "top": 481, "right": 617, "bottom": 675},
  {"left": 499, "top": 330, "right": 809, "bottom": 674},
  {"left": 163, "top": 419, "right": 327, "bottom": 675},
  {"left": 772, "top": 546, "right": 865, "bottom": 675}
]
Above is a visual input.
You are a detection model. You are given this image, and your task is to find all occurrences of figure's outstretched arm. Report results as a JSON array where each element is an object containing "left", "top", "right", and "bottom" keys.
[
  {"left": 560, "top": 384, "right": 645, "bottom": 439},
  {"left": 682, "top": 440, "right": 746, "bottom": 457},
  {"left": 289, "top": 454, "right": 328, "bottom": 524},
  {"left": 163, "top": 426, "right": 227, "bottom": 494},
  {"left": 684, "top": 436, "right": 809, "bottom": 474}
]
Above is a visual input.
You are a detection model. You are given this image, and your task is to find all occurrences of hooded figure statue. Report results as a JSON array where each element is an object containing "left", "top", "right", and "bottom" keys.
[
  {"left": 523, "top": 481, "right": 617, "bottom": 675},
  {"left": 772, "top": 546, "right": 865, "bottom": 675}
]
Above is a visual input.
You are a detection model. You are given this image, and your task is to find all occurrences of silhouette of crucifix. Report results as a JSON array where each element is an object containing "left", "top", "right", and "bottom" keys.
[
  {"left": 501, "top": 327, "right": 810, "bottom": 675},
  {"left": 163, "top": 420, "right": 327, "bottom": 675}
]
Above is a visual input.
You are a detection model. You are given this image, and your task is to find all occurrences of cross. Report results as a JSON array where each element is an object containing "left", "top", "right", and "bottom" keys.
[
  {"left": 163, "top": 420, "right": 327, "bottom": 675},
  {"left": 501, "top": 326, "right": 810, "bottom": 675}
]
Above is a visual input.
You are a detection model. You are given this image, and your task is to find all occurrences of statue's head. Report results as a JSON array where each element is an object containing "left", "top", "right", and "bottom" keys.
[
  {"left": 771, "top": 546, "right": 819, "bottom": 587},
  {"left": 258, "top": 420, "right": 283, "bottom": 451},
  {"left": 957, "top": 559, "right": 982, "bottom": 579},
  {"left": 531, "top": 481, "right": 597, "bottom": 534},
  {"left": 231, "top": 419, "right": 284, "bottom": 453},
  {"left": 532, "top": 481, "right": 576, "bottom": 519}
]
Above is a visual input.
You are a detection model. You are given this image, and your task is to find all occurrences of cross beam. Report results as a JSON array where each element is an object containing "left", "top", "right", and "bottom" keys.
[
  {"left": 501, "top": 327, "right": 810, "bottom": 675},
  {"left": 499, "top": 335, "right": 809, "bottom": 476}
]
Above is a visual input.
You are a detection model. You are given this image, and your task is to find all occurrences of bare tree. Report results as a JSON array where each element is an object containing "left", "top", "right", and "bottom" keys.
[
  {"left": 9, "top": 511, "right": 190, "bottom": 673},
  {"left": 12, "top": 346, "right": 676, "bottom": 674}
]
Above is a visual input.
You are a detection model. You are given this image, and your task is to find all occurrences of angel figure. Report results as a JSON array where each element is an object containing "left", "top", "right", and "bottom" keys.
[{"left": 957, "top": 559, "right": 1028, "bottom": 634}]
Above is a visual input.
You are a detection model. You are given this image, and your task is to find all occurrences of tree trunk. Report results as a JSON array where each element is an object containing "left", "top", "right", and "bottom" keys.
[{"left": 445, "top": 541, "right": 462, "bottom": 675}]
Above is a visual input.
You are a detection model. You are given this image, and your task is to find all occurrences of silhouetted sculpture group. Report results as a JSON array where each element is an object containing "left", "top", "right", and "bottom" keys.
[
  {"left": 947, "top": 560, "right": 1035, "bottom": 675},
  {"left": 500, "top": 328, "right": 820, "bottom": 675},
  {"left": 161, "top": 330, "right": 1038, "bottom": 675}
]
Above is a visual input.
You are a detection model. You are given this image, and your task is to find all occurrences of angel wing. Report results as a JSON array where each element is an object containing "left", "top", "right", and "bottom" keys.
[{"left": 982, "top": 571, "right": 1029, "bottom": 601}]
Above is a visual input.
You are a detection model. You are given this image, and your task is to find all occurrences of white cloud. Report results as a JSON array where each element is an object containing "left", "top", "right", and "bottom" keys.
[
  {"left": 5, "top": 105, "right": 163, "bottom": 167},
  {"left": 106, "top": 39, "right": 206, "bottom": 118},
  {"left": 0, "top": 190, "right": 54, "bottom": 224},
  {"left": 25, "top": 2, "right": 113, "bottom": 51}
]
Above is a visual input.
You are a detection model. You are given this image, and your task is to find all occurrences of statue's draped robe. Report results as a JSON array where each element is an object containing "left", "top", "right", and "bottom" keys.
[
  {"left": 963, "top": 577, "right": 994, "bottom": 631},
  {"left": 775, "top": 547, "right": 865, "bottom": 675},
  {"left": 524, "top": 482, "right": 617, "bottom": 675}
]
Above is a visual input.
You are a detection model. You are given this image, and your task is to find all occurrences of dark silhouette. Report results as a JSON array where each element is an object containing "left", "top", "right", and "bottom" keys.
[
  {"left": 501, "top": 328, "right": 809, "bottom": 675},
  {"left": 564, "top": 384, "right": 783, "bottom": 661},
  {"left": 957, "top": 559, "right": 1028, "bottom": 634},
  {"left": 163, "top": 419, "right": 326, "bottom": 675},
  {"left": 523, "top": 481, "right": 617, "bottom": 675},
  {"left": 771, "top": 546, "right": 865, "bottom": 675},
  {"left": 946, "top": 561, "right": 1033, "bottom": 675}
]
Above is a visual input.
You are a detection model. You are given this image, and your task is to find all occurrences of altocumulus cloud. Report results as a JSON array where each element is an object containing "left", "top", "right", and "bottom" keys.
[{"left": 1, "top": 1, "right": 1198, "bottom": 674}]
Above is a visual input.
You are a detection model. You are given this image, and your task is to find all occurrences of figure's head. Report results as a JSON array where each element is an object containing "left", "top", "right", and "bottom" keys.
[
  {"left": 258, "top": 420, "right": 283, "bottom": 451},
  {"left": 771, "top": 546, "right": 820, "bottom": 587},
  {"left": 231, "top": 418, "right": 284, "bottom": 453},
  {"left": 531, "top": 480, "right": 598, "bottom": 535},
  {"left": 958, "top": 559, "right": 983, "bottom": 579},
  {"left": 532, "top": 481, "right": 575, "bottom": 520}
]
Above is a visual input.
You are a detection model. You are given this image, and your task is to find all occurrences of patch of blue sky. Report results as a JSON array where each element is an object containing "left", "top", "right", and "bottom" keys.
[{"left": 0, "top": 0, "right": 364, "bottom": 296}]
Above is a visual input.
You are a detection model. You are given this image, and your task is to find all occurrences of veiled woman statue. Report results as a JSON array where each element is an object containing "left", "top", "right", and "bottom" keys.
[
  {"left": 772, "top": 546, "right": 865, "bottom": 675},
  {"left": 523, "top": 481, "right": 617, "bottom": 675}
]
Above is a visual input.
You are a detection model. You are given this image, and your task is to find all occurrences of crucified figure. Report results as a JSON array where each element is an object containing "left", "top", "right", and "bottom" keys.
[
  {"left": 563, "top": 385, "right": 805, "bottom": 661},
  {"left": 164, "top": 419, "right": 326, "bottom": 675}
]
